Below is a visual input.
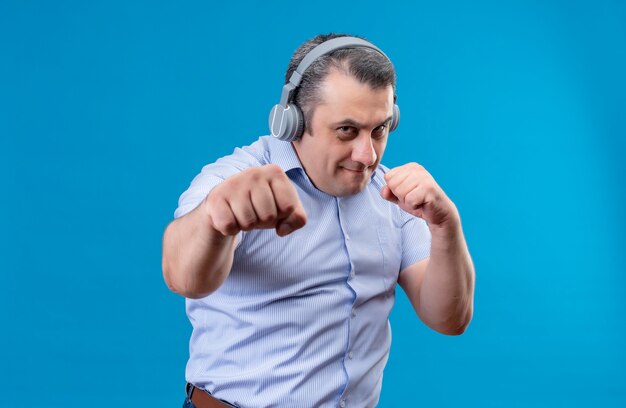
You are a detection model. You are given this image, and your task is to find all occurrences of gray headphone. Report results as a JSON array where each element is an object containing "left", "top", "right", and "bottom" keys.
[{"left": 269, "top": 36, "right": 400, "bottom": 142}]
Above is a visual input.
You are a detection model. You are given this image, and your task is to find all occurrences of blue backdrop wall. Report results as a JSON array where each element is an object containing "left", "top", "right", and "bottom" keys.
[{"left": 2, "top": 0, "right": 625, "bottom": 406}]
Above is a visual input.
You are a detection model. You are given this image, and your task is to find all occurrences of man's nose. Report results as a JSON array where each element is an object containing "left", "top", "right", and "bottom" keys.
[{"left": 351, "top": 134, "right": 377, "bottom": 167}]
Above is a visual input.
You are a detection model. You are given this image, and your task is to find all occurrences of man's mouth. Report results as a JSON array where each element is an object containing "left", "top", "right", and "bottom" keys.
[{"left": 342, "top": 167, "right": 367, "bottom": 174}]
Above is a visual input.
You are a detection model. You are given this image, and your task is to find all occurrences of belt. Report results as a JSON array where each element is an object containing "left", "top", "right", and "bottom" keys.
[{"left": 186, "top": 383, "right": 238, "bottom": 408}]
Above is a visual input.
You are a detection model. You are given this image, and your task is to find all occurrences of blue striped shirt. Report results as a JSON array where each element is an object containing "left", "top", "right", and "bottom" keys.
[{"left": 174, "top": 136, "right": 431, "bottom": 407}]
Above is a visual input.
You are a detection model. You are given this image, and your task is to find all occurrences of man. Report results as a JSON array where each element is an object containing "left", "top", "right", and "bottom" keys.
[{"left": 162, "top": 33, "right": 475, "bottom": 408}]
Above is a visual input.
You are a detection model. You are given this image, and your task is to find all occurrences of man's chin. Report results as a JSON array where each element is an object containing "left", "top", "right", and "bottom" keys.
[{"left": 335, "top": 179, "right": 369, "bottom": 197}]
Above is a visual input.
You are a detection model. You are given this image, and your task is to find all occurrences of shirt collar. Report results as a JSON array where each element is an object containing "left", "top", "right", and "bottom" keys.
[{"left": 267, "top": 135, "right": 304, "bottom": 174}]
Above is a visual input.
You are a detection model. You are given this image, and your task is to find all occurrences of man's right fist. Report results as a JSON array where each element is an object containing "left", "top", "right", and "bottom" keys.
[{"left": 204, "top": 164, "right": 307, "bottom": 237}]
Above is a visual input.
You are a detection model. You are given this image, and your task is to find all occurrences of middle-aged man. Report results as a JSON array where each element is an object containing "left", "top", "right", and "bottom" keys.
[{"left": 162, "top": 33, "right": 475, "bottom": 408}]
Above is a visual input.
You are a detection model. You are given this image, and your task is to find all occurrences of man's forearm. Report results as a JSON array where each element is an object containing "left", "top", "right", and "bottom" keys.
[
  {"left": 162, "top": 199, "right": 237, "bottom": 299},
  {"left": 419, "top": 219, "right": 475, "bottom": 335}
]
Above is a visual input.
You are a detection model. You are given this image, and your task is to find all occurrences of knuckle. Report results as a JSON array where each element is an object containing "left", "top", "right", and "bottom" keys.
[
  {"left": 238, "top": 215, "right": 257, "bottom": 230},
  {"left": 264, "top": 164, "right": 283, "bottom": 177},
  {"left": 244, "top": 167, "right": 263, "bottom": 182},
  {"left": 423, "top": 184, "right": 436, "bottom": 196},
  {"left": 226, "top": 171, "right": 245, "bottom": 186},
  {"left": 281, "top": 202, "right": 296, "bottom": 214},
  {"left": 205, "top": 192, "right": 219, "bottom": 207},
  {"left": 208, "top": 183, "right": 227, "bottom": 200},
  {"left": 238, "top": 223, "right": 254, "bottom": 231},
  {"left": 258, "top": 211, "right": 276, "bottom": 224},
  {"left": 408, "top": 162, "right": 423, "bottom": 172},
  {"left": 214, "top": 218, "right": 237, "bottom": 235}
]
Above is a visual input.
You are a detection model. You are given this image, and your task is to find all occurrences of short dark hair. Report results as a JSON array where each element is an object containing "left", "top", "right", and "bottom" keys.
[{"left": 285, "top": 33, "right": 396, "bottom": 136}]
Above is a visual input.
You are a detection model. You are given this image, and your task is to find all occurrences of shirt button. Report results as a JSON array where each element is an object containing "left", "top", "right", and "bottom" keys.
[
  {"left": 351, "top": 310, "right": 356, "bottom": 317},
  {"left": 345, "top": 234, "right": 350, "bottom": 240},
  {"left": 340, "top": 400, "right": 346, "bottom": 408},
  {"left": 348, "top": 352, "right": 354, "bottom": 359}
]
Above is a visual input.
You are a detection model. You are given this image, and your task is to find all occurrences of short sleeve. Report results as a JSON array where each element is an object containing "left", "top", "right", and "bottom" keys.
[
  {"left": 174, "top": 173, "right": 225, "bottom": 219},
  {"left": 400, "top": 212, "right": 432, "bottom": 272}
]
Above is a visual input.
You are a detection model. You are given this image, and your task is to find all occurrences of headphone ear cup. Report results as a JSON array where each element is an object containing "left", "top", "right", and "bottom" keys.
[
  {"left": 280, "top": 103, "right": 304, "bottom": 141},
  {"left": 287, "top": 103, "right": 304, "bottom": 141},
  {"left": 389, "top": 104, "right": 400, "bottom": 132},
  {"left": 269, "top": 103, "right": 304, "bottom": 141}
]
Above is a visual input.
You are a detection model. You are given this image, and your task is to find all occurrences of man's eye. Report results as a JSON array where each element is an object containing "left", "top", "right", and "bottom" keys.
[
  {"left": 337, "top": 126, "right": 357, "bottom": 136},
  {"left": 372, "top": 125, "right": 387, "bottom": 138}
]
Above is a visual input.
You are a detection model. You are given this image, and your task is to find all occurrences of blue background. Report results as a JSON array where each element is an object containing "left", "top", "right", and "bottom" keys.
[{"left": 2, "top": 0, "right": 625, "bottom": 406}]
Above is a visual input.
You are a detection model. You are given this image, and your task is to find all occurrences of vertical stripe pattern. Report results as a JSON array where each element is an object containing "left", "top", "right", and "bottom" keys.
[{"left": 174, "top": 136, "right": 431, "bottom": 407}]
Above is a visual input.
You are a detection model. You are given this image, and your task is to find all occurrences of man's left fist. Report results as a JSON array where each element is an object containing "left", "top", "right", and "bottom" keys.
[{"left": 381, "top": 162, "right": 459, "bottom": 230}]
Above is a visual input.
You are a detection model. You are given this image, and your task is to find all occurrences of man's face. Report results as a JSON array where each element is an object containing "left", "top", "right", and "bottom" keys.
[{"left": 293, "top": 69, "right": 395, "bottom": 197}]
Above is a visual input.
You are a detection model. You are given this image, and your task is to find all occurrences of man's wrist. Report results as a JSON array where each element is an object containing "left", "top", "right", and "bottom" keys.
[{"left": 428, "top": 207, "right": 465, "bottom": 251}]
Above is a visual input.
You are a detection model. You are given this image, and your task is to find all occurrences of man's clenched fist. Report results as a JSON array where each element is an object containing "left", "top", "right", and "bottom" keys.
[
  {"left": 381, "top": 162, "right": 459, "bottom": 230},
  {"left": 205, "top": 164, "right": 307, "bottom": 237}
]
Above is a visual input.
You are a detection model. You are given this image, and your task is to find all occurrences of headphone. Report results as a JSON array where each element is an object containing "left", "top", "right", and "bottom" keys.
[{"left": 269, "top": 36, "right": 400, "bottom": 142}]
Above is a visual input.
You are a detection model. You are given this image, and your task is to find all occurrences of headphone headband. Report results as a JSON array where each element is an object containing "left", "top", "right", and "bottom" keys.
[{"left": 279, "top": 37, "right": 390, "bottom": 107}]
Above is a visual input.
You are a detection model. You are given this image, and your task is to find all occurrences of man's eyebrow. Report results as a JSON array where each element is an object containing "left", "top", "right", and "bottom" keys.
[
  {"left": 331, "top": 116, "right": 393, "bottom": 128},
  {"left": 331, "top": 118, "right": 363, "bottom": 128}
]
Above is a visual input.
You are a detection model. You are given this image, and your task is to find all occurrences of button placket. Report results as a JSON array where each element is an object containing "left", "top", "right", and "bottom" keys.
[{"left": 337, "top": 197, "right": 357, "bottom": 406}]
